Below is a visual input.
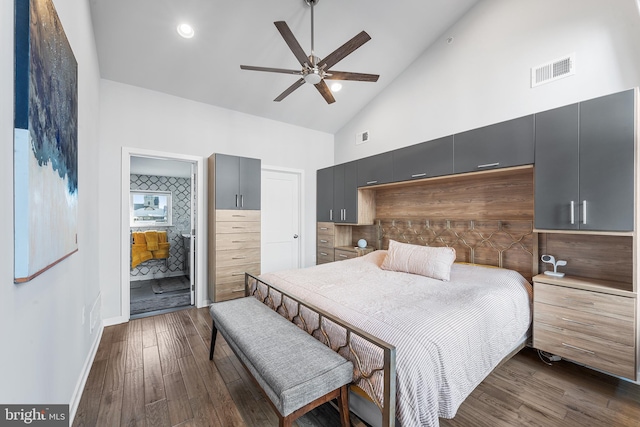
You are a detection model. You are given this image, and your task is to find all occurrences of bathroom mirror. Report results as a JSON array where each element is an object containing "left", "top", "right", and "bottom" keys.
[{"left": 130, "top": 190, "right": 172, "bottom": 227}]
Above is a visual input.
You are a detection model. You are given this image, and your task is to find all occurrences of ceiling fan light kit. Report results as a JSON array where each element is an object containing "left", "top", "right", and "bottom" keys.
[{"left": 240, "top": 0, "right": 379, "bottom": 104}]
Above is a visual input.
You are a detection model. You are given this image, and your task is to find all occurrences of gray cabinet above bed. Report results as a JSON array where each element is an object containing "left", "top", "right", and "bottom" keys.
[{"left": 392, "top": 135, "right": 453, "bottom": 181}]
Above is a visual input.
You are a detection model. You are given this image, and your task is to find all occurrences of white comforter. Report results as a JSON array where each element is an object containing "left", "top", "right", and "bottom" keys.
[{"left": 259, "top": 250, "right": 532, "bottom": 427}]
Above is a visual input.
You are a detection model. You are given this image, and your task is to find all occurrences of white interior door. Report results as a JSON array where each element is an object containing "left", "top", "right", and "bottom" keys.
[
  {"left": 189, "top": 164, "right": 196, "bottom": 305},
  {"left": 261, "top": 168, "right": 301, "bottom": 273}
]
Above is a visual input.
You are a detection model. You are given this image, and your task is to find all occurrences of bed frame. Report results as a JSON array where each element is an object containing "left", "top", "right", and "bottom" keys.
[
  {"left": 245, "top": 218, "right": 536, "bottom": 427},
  {"left": 244, "top": 273, "right": 397, "bottom": 426}
]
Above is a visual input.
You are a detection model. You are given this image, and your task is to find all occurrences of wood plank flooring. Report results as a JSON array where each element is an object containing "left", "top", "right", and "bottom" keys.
[{"left": 73, "top": 307, "right": 640, "bottom": 427}]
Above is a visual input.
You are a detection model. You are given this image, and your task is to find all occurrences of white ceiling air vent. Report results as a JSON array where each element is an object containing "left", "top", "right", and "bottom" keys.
[
  {"left": 531, "top": 53, "right": 575, "bottom": 88},
  {"left": 356, "top": 130, "right": 370, "bottom": 145}
]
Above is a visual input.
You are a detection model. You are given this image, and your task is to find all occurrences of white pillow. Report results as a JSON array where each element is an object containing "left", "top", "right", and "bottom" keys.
[{"left": 381, "top": 240, "right": 456, "bottom": 281}]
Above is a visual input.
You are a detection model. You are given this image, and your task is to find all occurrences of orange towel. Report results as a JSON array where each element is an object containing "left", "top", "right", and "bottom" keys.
[
  {"left": 152, "top": 231, "right": 170, "bottom": 259},
  {"left": 132, "top": 232, "right": 146, "bottom": 245},
  {"left": 145, "top": 230, "right": 159, "bottom": 251},
  {"left": 131, "top": 244, "right": 152, "bottom": 268}
]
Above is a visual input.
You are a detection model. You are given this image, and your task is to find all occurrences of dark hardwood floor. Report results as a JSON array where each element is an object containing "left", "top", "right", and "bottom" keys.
[{"left": 72, "top": 306, "right": 640, "bottom": 427}]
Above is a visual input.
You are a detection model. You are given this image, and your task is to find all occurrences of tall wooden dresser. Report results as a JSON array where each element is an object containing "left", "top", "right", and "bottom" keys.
[{"left": 208, "top": 153, "right": 261, "bottom": 302}]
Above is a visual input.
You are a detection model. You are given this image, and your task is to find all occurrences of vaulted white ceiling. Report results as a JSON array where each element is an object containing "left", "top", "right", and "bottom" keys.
[{"left": 89, "top": 0, "right": 479, "bottom": 134}]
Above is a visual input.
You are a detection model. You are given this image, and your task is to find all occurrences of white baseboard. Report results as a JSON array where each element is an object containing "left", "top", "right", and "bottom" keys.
[
  {"left": 69, "top": 323, "right": 104, "bottom": 425},
  {"left": 103, "top": 316, "right": 128, "bottom": 327}
]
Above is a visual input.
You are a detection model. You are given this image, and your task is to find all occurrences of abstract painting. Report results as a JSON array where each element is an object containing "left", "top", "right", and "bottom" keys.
[{"left": 14, "top": 0, "right": 78, "bottom": 283}]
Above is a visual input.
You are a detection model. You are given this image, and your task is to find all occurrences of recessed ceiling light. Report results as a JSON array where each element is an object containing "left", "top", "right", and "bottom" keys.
[
  {"left": 330, "top": 83, "right": 342, "bottom": 92},
  {"left": 177, "top": 23, "right": 194, "bottom": 39}
]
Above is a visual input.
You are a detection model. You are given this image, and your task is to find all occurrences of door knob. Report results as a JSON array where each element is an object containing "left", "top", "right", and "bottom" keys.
[{"left": 293, "top": 234, "right": 299, "bottom": 239}]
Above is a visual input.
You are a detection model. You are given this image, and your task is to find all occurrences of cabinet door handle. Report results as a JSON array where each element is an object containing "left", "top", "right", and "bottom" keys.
[
  {"left": 320, "top": 239, "right": 328, "bottom": 243},
  {"left": 329, "top": 209, "right": 333, "bottom": 221},
  {"left": 477, "top": 162, "right": 500, "bottom": 169},
  {"left": 231, "top": 240, "right": 249, "bottom": 243},
  {"left": 232, "top": 256, "right": 246, "bottom": 260},
  {"left": 232, "top": 288, "right": 245, "bottom": 293},
  {"left": 570, "top": 201, "right": 575, "bottom": 225},
  {"left": 241, "top": 195, "right": 244, "bottom": 208},
  {"left": 411, "top": 173, "right": 427, "bottom": 178},
  {"left": 232, "top": 215, "right": 246, "bottom": 218},
  {"left": 320, "top": 227, "right": 328, "bottom": 230},
  {"left": 366, "top": 180, "right": 378, "bottom": 185},
  {"left": 560, "top": 317, "right": 594, "bottom": 327},
  {"left": 561, "top": 342, "right": 595, "bottom": 355},
  {"left": 339, "top": 254, "right": 348, "bottom": 258},
  {"left": 235, "top": 194, "right": 239, "bottom": 208},
  {"left": 320, "top": 252, "right": 328, "bottom": 256},
  {"left": 582, "top": 200, "right": 587, "bottom": 225},
  {"left": 561, "top": 297, "right": 594, "bottom": 306},
  {"left": 231, "top": 272, "right": 244, "bottom": 276}
]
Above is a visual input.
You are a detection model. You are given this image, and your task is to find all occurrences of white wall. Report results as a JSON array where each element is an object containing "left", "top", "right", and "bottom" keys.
[
  {"left": 98, "top": 80, "right": 334, "bottom": 320},
  {"left": 0, "top": 0, "right": 102, "bottom": 411},
  {"left": 335, "top": 0, "right": 640, "bottom": 162}
]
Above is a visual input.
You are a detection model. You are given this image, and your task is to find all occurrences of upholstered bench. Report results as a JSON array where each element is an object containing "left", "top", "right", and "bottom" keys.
[{"left": 209, "top": 297, "right": 353, "bottom": 427}]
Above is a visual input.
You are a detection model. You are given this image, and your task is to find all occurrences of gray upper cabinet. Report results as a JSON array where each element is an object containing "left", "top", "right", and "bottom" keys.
[
  {"left": 357, "top": 152, "right": 393, "bottom": 187},
  {"left": 392, "top": 136, "right": 454, "bottom": 181},
  {"left": 578, "top": 90, "right": 634, "bottom": 231},
  {"left": 453, "top": 115, "right": 535, "bottom": 174},
  {"left": 215, "top": 153, "right": 261, "bottom": 210},
  {"left": 333, "top": 161, "right": 358, "bottom": 223},
  {"left": 534, "top": 104, "right": 580, "bottom": 230},
  {"left": 317, "top": 166, "right": 334, "bottom": 222},
  {"left": 535, "top": 89, "right": 634, "bottom": 231}
]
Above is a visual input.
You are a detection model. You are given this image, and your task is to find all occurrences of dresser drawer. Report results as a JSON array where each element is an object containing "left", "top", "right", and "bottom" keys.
[
  {"left": 216, "top": 209, "right": 260, "bottom": 222},
  {"left": 317, "top": 234, "right": 335, "bottom": 248},
  {"left": 215, "top": 263, "right": 261, "bottom": 284},
  {"left": 534, "top": 282, "right": 634, "bottom": 321},
  {"left": 216, "top": 221, "right": 261, "bottom": 234},
  {"left": 216, "top": 233, "right": 260, "bottom": 250},
  {"left": 317, "top": 249, "right": 335, "bottom": 263},
  {"left": 534, "top": 301, "right": 635, "bottom": 346},
  {"left": 216, "top": 248, "right": 261, "bottom": 268},
  {"left": 334, "top": 248, "right": 357, "bottom": 261},
  {"left": 533, "top": 321, "right": 636, "bottom": 379},
  {"left": 317, "top": 222, "right": 335, "bottom": 236},
  {"left": 215, "top": 281, "right": 247, "bottom": 302}
]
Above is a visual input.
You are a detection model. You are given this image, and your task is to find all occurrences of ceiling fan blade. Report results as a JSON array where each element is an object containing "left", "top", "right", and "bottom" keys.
[
  {"left": 241, "top": 65, "right": 302, "bottom": 76},
  {"left": 317, "top": 31, "right": 371, "bottom": 70},
  {"left": 314, "top": 80, "right": 336, "bottom": 104},
  {"left": 274, "top": 21, "right": 310, "bottom": 67},
  {"left": 274, "top": 78, "right": 306, "bottom": 102},
  {"left": 324, "top": 71, "right": 379, "bottom": 82}
]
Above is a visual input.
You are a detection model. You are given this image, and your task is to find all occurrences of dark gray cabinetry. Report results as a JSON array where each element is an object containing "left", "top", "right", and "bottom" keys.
[
  {"left": 392, "top": 136, "right": 454, "bottom": 181},
  {"left": 357, "top": 152, "right": 393, "bottom": 187},
  {"left": 333, "top": 161, "right": 358, "bottom": 223},
  {"left": 453, "top": 115, "right": 534, "bottom": 174},
  {"left": 317, "top": 166, "right": 334, "bottom": 222},
  {"left": 534, "top": 104, "right": 580, "bottom": 229},
  {"left": 215, "top": 153, "right": 261, "bottom": 210},
  {"left": 534, "top": 89, "right": 634, "bottom": 231}
]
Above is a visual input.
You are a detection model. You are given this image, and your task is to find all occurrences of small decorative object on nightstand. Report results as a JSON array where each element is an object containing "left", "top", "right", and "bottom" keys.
[
  {"left": 540, "top": 254, "right": 567, "bottom": 277},
  {"left": 357, "top": 238, "right": 367, "bottom": 248}
]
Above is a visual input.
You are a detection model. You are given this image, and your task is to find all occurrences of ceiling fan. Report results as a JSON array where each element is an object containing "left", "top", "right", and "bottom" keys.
[{"left": 240, "top": 0, "right": 379, "bottom": 104}]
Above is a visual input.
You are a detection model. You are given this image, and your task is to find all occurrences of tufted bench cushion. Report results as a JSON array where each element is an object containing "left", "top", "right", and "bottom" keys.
[{"left": 209, "top": 297, "right": 353, "bottom": 426}]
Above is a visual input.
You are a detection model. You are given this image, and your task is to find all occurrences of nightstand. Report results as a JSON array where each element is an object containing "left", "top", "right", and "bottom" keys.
[{"left": 532, "top": 274, "right": 636, "bottom": 380}]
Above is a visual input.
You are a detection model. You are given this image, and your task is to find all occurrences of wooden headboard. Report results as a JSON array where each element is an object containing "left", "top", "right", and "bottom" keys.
[{"left": 376, "top": 218, "right": 537, "bottom": 282}]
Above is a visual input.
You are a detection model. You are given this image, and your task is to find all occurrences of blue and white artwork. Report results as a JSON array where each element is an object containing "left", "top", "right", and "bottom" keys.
[{"left": 14, "top": 0, "right": 78, "bottom": 283}]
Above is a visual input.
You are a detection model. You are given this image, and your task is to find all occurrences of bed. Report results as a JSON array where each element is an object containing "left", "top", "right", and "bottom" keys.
[{"left": 247, "top": 219, "right": 535, "bottom": 427}]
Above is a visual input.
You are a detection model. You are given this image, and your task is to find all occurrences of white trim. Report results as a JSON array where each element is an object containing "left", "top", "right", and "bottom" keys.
[
  {"left": 69, "top": 323, "right": 104, "bottom": 425},
  {"left": 121, "top": 147, "right": 208, "bottom": 323},
  {"left": 261, "top": 165, "right": 305, "bottom": 270}
]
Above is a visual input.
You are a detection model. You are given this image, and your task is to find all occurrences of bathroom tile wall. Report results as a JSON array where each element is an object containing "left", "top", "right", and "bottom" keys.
[{"left": 130, "top": 174, "right": 191, "bottom": 280}]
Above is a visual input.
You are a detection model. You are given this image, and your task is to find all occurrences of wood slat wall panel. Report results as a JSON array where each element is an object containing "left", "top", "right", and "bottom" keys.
[{"left": 375, "top": 167, "right": 534, "bottom": 220}]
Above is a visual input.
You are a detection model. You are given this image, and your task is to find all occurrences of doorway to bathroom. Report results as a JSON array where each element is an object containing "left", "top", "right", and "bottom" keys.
[{"left": 121, "top": 148, "right": 205, "bottom": 321}]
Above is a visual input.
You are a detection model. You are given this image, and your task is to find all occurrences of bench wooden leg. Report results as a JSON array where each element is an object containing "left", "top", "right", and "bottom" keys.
[
  {"left": 338, "top": 385, "right": 350, "bottom": 427},
  {"left": 209, "top": 321, "right": 217, "bottom": 361}
]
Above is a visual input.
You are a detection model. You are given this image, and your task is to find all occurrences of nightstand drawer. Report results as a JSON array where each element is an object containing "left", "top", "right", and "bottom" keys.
[
  {"left": 534, "top": 322, "right": 635, "bottom": 379},
  {"left": 334, "top": 249, "right": 357, "bottom": 260},
  {"left": 534, "top": 282, "right": 634, "bottom": 321},
  {"left": 317, "top": 234, "right": 334, "bottom": 248},
  {"left": 317, "top": 249, "right": 335, "bottom": 263},
  {"left": 534, "top": 301, "right": 634, "bottom": 346}
]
